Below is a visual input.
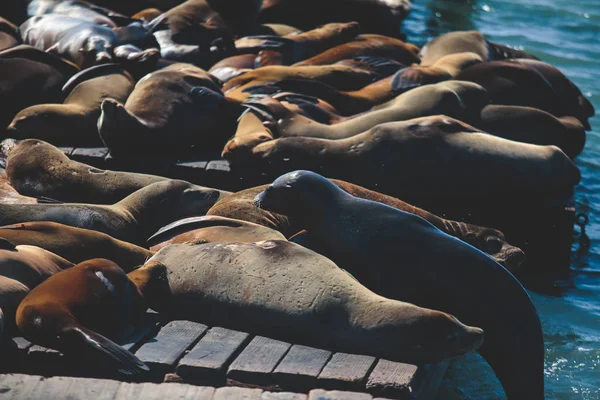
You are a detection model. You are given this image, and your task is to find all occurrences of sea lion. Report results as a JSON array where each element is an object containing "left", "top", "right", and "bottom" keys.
[
  {"left": 0, "top": 45, "right": 78, "bottom": 129},
  {"left": 293, "top": 34, "right": 420, "bottom": 66},
  {"left": 207, "top": 180, "right": 525, "bottom": 270},
  {"left": 222, "top": 81, "right": 489, "bottom": 158},
  {"left": 1, "top": 139, "right": 231, "bottom": 204},
  {"left": 476, "top": 105, "right": 586, "bottom": 158},
  {"left": 16, "top": 258, "right": 149, "bottom": 376},
  {"left": 98, "top": 63, "right": 241, "bottom": 157},
  {"left": 257, "top": 0, "right": 410, "bottom": 37},
  {"left": 253, "top": 23, "right": 301, "bottom": 37},
  {"left": 223, "top": 64, "right": 381, "bottom": 103},
  {"left": 6, "top": 64, "right": 135, "bottom": 147},
  {"left": 419, "top": 30, "right": 538, "bottom": 65},
  {"left": 147, "top": 215, "right": 286, "bottom": 251},
  {"left": 26, "top": 0, "right": 133, "bottom": 27},
  {"left": 0, "top": 179, "right": 223, "bottom": 245},
  {"left": 456, "top": 60, "right": 595, "bottom": 129},
  {"left": 0, "top": 169, "right": 37, "bottom": 205},
  {"left": 130, "top": 241, "right": 483, "bottom": 364},
  {"left": 0, "top": 17, "right": 20, "bottom": 51},
  {"left": 254, "top": 170, "right": 545, "bottom": 399},
  {"left": 235, "top": 22, "right": 361, "bottom": 65},
  {"left": 131, "top": 8, "right": 163, "bottom": 23},
  {"left": 245, "top": 116, "right": 580, "bottom": 202},
  {"left": 0, "top": 222, "right": 153, "bottom": 270},
  {"left": 208, "top": 54, "right": 256, "bottom": 82},
  {"left": 0, "top": 240, "right": 73, "bottom": 335},
  {"left": 20, "top": 14, "right": 159, "bottom": 69}
]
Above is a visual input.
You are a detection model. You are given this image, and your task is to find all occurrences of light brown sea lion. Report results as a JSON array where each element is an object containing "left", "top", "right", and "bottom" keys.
[
  {"left": 293, "top": 34, "right": 420, "bottom": 66},
  {"left": 254, "top": 170, "right": 545, "bottom": 399},
  {"left": 207, "top": 180, "right": 525, "bottom": 270},
  {"left": 419, "top": 30, "right": 538, "bottom": 66},
  {"left": 20, "top": 14, "right": 159, "bottom": 69},
  {"left": 476, "top": 105, "right": 586, "bottom": 159},
  {"left": 16, "top": 258, "right": 148, "bottom": 376},
  {"left": 1, "top": 139, "right": 231, "bottom": 204},
  {"left": 246, "top": 116, "right": 580, "bottom": 202},
  {"left": 0, "top": 169, "right": 37, "bottom": 205},
  {"left": 26, "top": 0, "right": 134, "bottom": 27},
  {"left": 0, "top": 179, "right": 223, "bottom": 245},
  {"left": 6, "top": 64, "right": 134, "bottom": 147},
  {"left": 254, "top": 23, "right": 301, "bottom": 36},
  {"left": 0, "top": 17, "right": 20, "bottom": 51},
  {"left": 131, "top": 8, "right": 163, "bottom": 23},
  {"left": 98, "top": 63, "right": 241, "bottom": 157},
  {"left": 130, "top": 241, "right": 483, "bottom": 364},
  {"left": 222, "top": 81, "right": 489, "bottom": 158},
  {"left": 235, "top": 22, "right": 361, "bottom": 65},
  {"left": 257, "top": 0, "right": 410, "bottom": 38},
  {"left": 147, "top": 215, "right": 286, "bottom": 251},
  {"left": 0, "top": 239, "right": 73, "bottom": 335},
  {"left": 0, "top": 222, "right": 153, "bottom": 270},
  {"left": 0, "top": 45, "right": 79, "bottom": 129}
]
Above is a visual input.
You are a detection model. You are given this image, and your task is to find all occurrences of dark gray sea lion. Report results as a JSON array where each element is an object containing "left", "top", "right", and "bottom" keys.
[
  {"left": 26, "top": 0, "right": 134, "bottom": 27},
  {"left": 254, "top": 170, "right": 545, "bottom": 399}
]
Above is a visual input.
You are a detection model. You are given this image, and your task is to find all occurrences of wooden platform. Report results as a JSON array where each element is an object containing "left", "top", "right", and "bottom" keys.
[{"left": 0, "top": 313, "right": 448, "bottom": 400}]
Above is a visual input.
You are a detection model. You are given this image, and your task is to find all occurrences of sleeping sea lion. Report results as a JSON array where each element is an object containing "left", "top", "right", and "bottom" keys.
[
  {"left": 207, "top": 180, "right": 525, "bottom": 270},
  {"left": 254, "top": 170, "right": 545, "bottom": 399},
  {"left": 0, "top": 240, "right": 73, "bottom": 335},
  {"left": 0, "top": 169, "right": 37, "bottom": 205},
  {"left": 26, "top": 0, "right": 133, "bottom": 27},
  {"left": 130, "top": 241, "right": 483, "bottom": 364},
  {"left": 16, "top": 258, "right": 148, "bottom": 376},
  {"left": 0, "top": 17, "right": 20, "bottom": 51},
  {"left": 147, "top": 215, "right": 286, "bottom": 250},
  {"left": 1, "top": 139, "right": 231, "bottom": 204},
  {"left": 98, "top": 63, "right": 241, "bottom": 157},
  {"left": 0, "top": 222, "right": 153, "bottom": 270},
  {"left": 0, "top": 179, "right": 223, "bottom": 245},
  {"left": 208, "top": 54, "right": 256, "bottom": 82},
  {"left": 7, "top": 64, "right": 135, "bottom": 146}
]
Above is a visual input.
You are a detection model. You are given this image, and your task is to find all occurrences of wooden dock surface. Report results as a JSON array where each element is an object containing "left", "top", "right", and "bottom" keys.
[{"left": 0, "top": 313, "right": 449, "bottom": 400}]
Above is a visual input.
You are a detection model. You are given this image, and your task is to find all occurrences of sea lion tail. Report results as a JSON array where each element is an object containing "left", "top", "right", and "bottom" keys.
[{"left": 59, "top": 325, "right": 149, "bottom": 377}]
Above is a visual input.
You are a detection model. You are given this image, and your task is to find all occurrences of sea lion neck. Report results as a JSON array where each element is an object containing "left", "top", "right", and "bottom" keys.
[{"left": 127, "top": 261, "right": 170, "bottom": 312}]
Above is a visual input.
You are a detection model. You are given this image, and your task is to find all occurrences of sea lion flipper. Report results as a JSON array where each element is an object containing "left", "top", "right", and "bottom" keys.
[
  {"left": 0, "top": 237, "right": 17, "bottom": 250},
  {"left": 60, "top": 325, "right": 149, "bottom": 377},
  {"left": 36, "top": 196, "right": 64, "bottom": 204}
]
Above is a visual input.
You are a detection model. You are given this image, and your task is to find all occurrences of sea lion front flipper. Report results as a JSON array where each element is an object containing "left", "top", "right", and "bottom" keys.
[
  {"left": 59, "top": 325, "right": 149, "bottom": 377},
  {"left": 0, "top": 237, "right": 17, "bottom": 250},
  {"left": 36, "top": 196, "right": 64, "bottom": 204}
]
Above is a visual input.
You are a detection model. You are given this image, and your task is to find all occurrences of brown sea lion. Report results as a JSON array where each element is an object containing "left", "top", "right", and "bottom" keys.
[
  {"left": 26, "top": 0, "right": 133, "bottom": 27},
  {"left": 131, "top": 8, "right": 163, "bottom": 23},
  {"left": 0, "top": 45, "right": 79, "bottom": 129},
  {"left": 0, "top": 169, "right": 37, "bottom": 205},
  {"left": 254, "top": 23, "right": 301, "bottom": 36},
  {"left": 0, "top": 17, "right": 20, "bottom": 51},
  {"left": 20, "top": 14, "right": 159, "bottom": 69},
  {"left": 98, "top": 63, "right": 241, "bottom": 157},
  {"left": 257, "top": 0, "right": 410, "bottom": 37},
  {"left": 235, "top": 22, "right": 361, "bottom": 65},
  {"left": 1, "top": 139, "right": 231, "bottom": 204},
  {"left": 0, "top": 179, "right": 223, "bottom": 245},
  {"left": 207, "top": 180, "right": 525, "bottom": 270},
  {"left": 6, "top": 64, "right": 134, "bottom": 147},
  {"left": 246, "top": 116, "right": 580, "bottom": 202},
  {"left": 0, "top": 222, "right": 153, "bottom": 270},
  {"left": 223, "top": 64, "right": 380, "bottom": 103},
  {"left": 293, "top": 34, "right": 419, "bottom": 66},
  {"left": 147, "top": 215, "right": 286, "bottom": 250},
  {"left": 419, "top": 30, "right": 538, "bottom": 65},
  {"left": 208, "top": 54, "right": 256, "bottom": 82},
  {"left": 254, "top": 170, "right": 545, "bottom": 399},
  {"left": 131, "top": 241, "right": 483, "bottom": 364},
  {"left": 16, "top": 258, "right": 148, "bottom": 376},
  {"left": 476, "top": 105, "right": 586, "bottom": 158},
  {"left": 0, "top": 240, "right": 73, "bottom": 335},
  {"left": 222, "top": 81, "right": 489, "bottom": 158}
]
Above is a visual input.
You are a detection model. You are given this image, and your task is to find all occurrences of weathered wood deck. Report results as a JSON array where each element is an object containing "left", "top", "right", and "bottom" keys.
[{"left": 0, "top": 313, "right": 448, "bottom": 400}]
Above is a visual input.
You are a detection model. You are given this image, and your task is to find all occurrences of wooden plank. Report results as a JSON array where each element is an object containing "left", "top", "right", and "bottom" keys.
[
  {"left": 308, "top": 389, "right": 372, "bottom": 400},
  {"left": 121, "top": 312, "right": 162, "bottom": 352},
  {"left": 114, "top": 381, "right": 215, "bottom": 400},
  {"left": 70, "top": 147, "right": 110, "bottom": 162},
  {"left": 364, "top": 360, "right": 417, "bottom": 399},
  {"left": 206, "top": 160, "right": 231, "bottom": 173},
  {"left": 11, "top": 338, "right": 32, "bottom": 351},
  {"left": 26, "top": 376, "right": 75, "bottom": 399},
  {"left": 317, "top": 353, "right": 376, "bottom": 392},
  {"left": 135, "top": 320, "right": 208, "bottom": 380},
  {"left": 58, "top": 147, "right": 75, "bottom": 156},
  {"left": 0, "top": 374, "right": 45, "bottom": 399},
  {"left": 177, "top": 327, "right": 249, "bottom": 386},
  {"left": 213, "top": 386, "right": 263, "bottom": 400},
  {"left": 272, "top": 345, "right": 331, "bottom": 392},
  {"left": 61, "top": 376, "right": 120, "bottom": 399},
  {"left": 227, "top": 336, "right": 291, "bottom": 387},
  {"left": 261, "top": 392, "right": 307, "bottom": 400}
]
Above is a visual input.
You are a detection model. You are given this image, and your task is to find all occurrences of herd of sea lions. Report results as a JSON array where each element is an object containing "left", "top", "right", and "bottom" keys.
[{"left": 0, "top": 0, "right": 595, "bottom": 399}]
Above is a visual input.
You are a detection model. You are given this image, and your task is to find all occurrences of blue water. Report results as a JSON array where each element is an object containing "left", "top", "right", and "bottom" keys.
[{"left": 400, "top": 0, "right": 600, "bottom": 398}]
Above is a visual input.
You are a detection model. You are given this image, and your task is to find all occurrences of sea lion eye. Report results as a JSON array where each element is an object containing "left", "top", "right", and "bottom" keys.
[{"left": 484, "top": 236, "right": 502, "bottom": 253}]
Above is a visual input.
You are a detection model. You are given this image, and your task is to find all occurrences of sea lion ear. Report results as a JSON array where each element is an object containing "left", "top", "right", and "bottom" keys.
[{"left": 0, "top": 237, "right": 17, "bottom": 250}]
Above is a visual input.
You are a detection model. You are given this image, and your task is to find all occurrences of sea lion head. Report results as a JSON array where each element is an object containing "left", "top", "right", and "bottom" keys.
[
  {"left": 6, "top": 104, "right": 82, "bottom": 142},
  {"left": 465, "top": 228, "right": 525, "bottom": 272},
  {"left": 254, "top": 170, "right": 338, "bottom": 217}
]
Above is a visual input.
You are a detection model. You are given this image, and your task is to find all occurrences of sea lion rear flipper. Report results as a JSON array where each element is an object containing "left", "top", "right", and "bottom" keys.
[{"left": 60, "top": 325, "right": 149, "bottom": 377}]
